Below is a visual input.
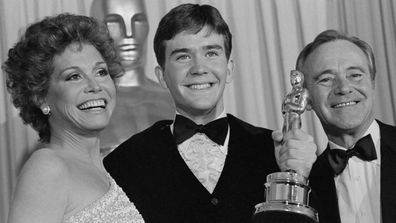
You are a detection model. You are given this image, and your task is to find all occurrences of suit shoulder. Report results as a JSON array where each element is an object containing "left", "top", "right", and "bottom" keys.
[
  {"left": 227, "top": 114, "right": 273, "bottom": 135},
  {"left": 227, "top": 114, "right": 275, "bottom": 155},
  {"left": 378, "top": 120, "right": 396, "bottom": 132},
  {"left": 377, "top": 120, "right": 396, "bottom": 151},
  {"left": 104, "top": 120, "right": 172, "bottom": 161},
  {"left": 130, "top": 119, "right": 172, "bottom": 140}
]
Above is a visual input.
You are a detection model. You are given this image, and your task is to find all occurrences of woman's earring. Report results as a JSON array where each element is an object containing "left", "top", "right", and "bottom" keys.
[{"left": 42, "top": 105, "right": 51, "bottom": 116}]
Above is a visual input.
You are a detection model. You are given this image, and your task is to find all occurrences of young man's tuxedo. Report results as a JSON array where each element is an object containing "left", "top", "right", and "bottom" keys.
[{"left": 104, "top": 114, "right": 280, "bottom": 223}]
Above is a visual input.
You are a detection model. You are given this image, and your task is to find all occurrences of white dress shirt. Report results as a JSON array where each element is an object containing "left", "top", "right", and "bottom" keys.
[
  {"left": 171, "top": 111, "right": 230, "bottom": 193},
  {"left": 329, "top": 120, "right": 381, "bottom": 223}
]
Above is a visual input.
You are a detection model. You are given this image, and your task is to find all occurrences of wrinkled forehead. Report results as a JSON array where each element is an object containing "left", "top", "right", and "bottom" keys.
[{"left": 104, "top": 0, "right": 146, "bottom": 18}]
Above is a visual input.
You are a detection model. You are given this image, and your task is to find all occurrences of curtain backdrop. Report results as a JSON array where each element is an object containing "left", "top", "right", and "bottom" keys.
[{"left": 1, "top": 0, "right": 395, "bottom": 221}]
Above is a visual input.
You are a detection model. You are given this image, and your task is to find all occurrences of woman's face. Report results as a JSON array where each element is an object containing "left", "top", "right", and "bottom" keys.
[{"left": 45, "top": 42, "right": 116, "bottom": 137}]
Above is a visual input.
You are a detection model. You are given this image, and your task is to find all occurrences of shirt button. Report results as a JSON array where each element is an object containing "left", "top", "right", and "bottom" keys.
[{"left": 211, "top": 198, "right": 219, "bottom": 205}]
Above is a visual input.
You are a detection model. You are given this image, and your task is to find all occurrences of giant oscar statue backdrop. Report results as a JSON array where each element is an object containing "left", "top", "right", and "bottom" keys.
[{"left": 91, "top": 0, "right": 175, "bottom": 152}]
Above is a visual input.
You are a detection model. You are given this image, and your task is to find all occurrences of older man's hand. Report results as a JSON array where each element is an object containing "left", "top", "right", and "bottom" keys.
[{"left": 272, "top": 129, "right": 317, "bottom": 178}]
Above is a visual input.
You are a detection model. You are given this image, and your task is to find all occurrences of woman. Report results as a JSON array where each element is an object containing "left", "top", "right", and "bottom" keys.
[{"left": 3, "top": 13, "right": 144, "bottom": 222}]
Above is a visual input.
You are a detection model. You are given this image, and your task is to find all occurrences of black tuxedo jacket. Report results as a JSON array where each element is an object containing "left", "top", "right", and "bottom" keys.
[
  {"left": 104, "top": 114, "right": 280, "bottom": 223},
  {"left": 309, "top": 120, "right": 396, "bottom": 223}
]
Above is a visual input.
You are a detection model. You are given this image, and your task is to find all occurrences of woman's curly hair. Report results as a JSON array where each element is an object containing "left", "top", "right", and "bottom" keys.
[{"left": 2, "top": 13, "right": 123, "bottom": 143}]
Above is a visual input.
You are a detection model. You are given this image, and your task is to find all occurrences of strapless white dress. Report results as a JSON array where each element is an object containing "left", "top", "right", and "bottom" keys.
[{"left": 62, "top": 174, "right": 144, "bottom": 223}]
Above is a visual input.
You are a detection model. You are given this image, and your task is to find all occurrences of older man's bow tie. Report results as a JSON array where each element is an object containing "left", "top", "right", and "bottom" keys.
[
  {"left": 328, "top": 134, "right": 377, "bottom": 175},
  {"left": 173, "top": 115, "right": 228, "bottom": 145}
]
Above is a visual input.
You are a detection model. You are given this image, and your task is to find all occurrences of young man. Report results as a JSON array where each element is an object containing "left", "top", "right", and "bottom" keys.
[
  {"left": 297, "top": 29, "right": 396, "bottom": 223},
  {"left": 104, "top": 4, "right": 317, "bottom": 222}
]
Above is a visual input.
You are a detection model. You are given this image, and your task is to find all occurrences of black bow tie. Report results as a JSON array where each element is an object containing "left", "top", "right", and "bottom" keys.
[
  {"left": 327, "top": 134, "right": 377, "bottom": 175},
  {"left": 173, "top": 115, "right": 228, "bottom": 145}
]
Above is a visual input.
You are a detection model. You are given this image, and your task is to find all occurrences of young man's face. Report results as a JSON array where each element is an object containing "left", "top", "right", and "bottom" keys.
[
  {"left": 156, "top": 26, "right": 233, "bottom": 121},
  {"left": 302, "top": 40, "right": 375, "bottom": 137}
]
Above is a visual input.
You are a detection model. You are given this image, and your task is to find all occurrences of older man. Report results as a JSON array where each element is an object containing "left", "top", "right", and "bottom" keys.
[{"left": 297, "top": 29, "right": 396, "bottom": 223}]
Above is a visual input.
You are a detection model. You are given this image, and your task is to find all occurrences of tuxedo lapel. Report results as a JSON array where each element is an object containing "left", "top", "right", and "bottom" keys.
[
  {"left": 378, "top": 121, "right": 396, "bottom": 223},
  {"left": 214, "top": 115, "right": 260, "bottom": 193},
  {"left": 213, "top": 114, "right": 277, "bottom": 196},
  {"left": 309, "top": 146, "right": 341, "bottom": 223},
  {"left": 311, "top": 121, "right": 396, "bottom": 223}
]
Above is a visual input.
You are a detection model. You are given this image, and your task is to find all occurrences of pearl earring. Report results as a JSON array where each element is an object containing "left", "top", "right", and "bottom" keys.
[{"left": 42, "top": 105, "right": 51, "bottom": 116}]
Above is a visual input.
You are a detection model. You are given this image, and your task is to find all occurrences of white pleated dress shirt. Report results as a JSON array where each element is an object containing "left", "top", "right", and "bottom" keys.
[
  {"left": 171, "top": 111, "right": 230, "bottom": 193},
  {"left": 329, "top": 120, "right": 381, "bottom": 223}
]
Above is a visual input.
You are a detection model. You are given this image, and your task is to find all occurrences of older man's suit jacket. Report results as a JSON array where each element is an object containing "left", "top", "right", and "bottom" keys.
[
  {"left": 309, "top": 120, "right": 396, "bottom": 223},
  {"left": 104, "top": 114, "right": 280, "bottom": 223}
]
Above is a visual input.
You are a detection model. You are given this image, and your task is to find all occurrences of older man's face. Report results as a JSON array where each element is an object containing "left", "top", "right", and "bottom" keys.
[{"left": 302, "top": 40, "right": 375, "bottom": 136}]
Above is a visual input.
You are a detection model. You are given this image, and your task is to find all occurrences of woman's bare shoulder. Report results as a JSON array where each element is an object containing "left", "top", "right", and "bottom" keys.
[
  {"left": 21, "top": 148, "right": 71, "bottom": 182},
  {"left": 8, "top": 148, "right": 70, "bottom": 223}
]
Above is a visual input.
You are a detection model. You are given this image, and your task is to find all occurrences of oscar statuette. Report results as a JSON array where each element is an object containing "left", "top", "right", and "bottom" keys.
[{"left": 252, "top": 70, "right": 319, "bottom": 223}]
